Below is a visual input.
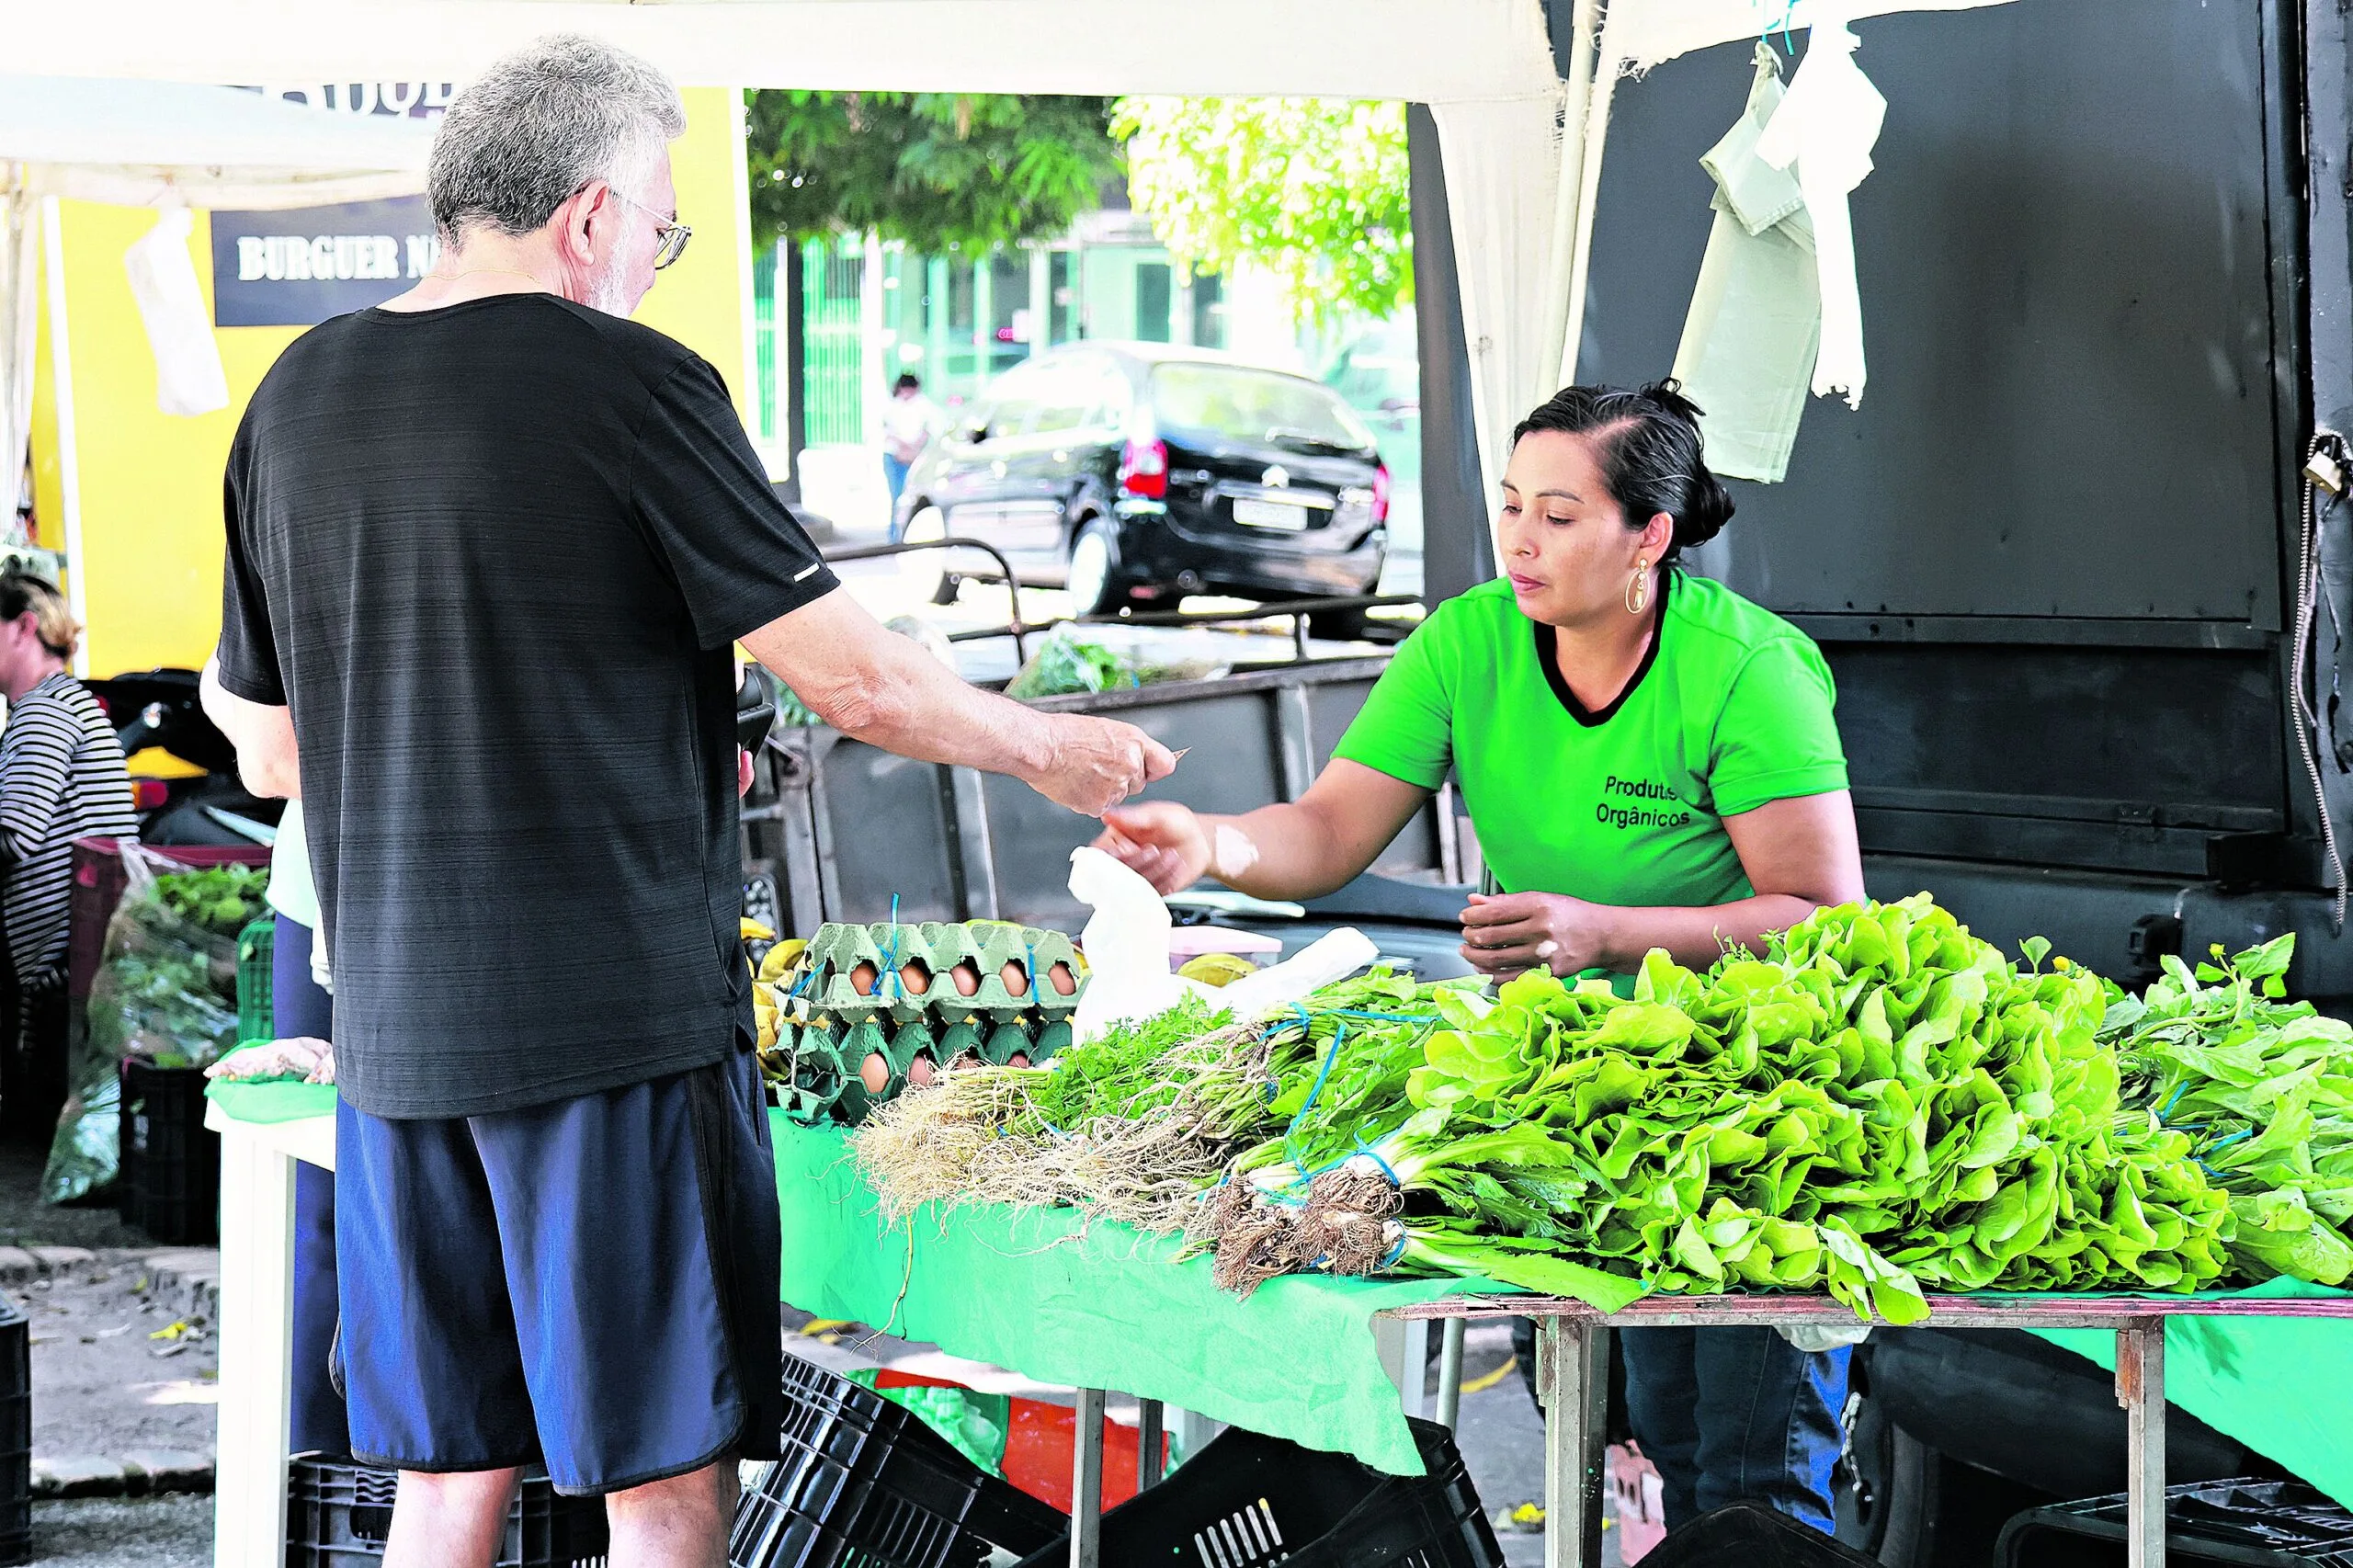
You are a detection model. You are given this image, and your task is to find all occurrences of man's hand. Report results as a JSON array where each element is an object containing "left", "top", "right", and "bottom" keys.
[
  {"left": 1095, "top": 801, "right": 1214, "bottom": 893},
  {"left": 1459, "top": 892, "right": 1619, "bottom": 980},
  {"left": 1029, "top": 715, "right": 1177, "bottom": 817}
]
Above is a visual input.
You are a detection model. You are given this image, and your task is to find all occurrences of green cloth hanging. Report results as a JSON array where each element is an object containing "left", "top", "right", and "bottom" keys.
[{"left": 1672, "top": 44, "right": 1822, "bottom": 484}]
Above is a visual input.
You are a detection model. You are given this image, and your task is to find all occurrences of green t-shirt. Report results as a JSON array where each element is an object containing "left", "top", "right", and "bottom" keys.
[{"left": 1334, "top": 572, "right": 1847, "bottom": 908}]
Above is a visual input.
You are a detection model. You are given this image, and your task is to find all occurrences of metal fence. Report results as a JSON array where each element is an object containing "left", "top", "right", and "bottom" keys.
[{"left": 801, "top": 236, "right": 866, "bottom": 446}]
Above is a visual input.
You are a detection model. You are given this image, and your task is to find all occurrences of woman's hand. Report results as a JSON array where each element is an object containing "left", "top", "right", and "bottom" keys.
[
  {"left": 1459, "top": 892, "right": 1618, "bottom": 979},
  {"left": 1094, "top": 802, "right": 1216, "bottom": 895}
]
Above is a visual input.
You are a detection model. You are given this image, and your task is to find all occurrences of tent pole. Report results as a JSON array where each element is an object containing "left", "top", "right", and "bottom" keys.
[
  {"left": 1556, "top": 5, "right": 1617, "bottom": 388},
  {"left": 39, "top": 196, "right": 85, "bottom": 676}
]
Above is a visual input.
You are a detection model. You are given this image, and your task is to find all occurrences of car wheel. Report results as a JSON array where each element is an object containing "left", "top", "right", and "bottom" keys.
[
  {"left": 896, "top": 506, "right": 956, "bottom": 605},
  {"left": 1065, "top": 519, "right": 1128, "bottom": 616}
]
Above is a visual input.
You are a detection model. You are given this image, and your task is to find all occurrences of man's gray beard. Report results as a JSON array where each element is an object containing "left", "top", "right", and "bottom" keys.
[{"left": 584, "top": 258, "right": 634, "bottom": 317}]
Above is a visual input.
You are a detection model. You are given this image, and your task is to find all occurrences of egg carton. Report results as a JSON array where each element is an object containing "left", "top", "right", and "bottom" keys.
[
  {"left": 801, "top": 921, "right": 1085, "bottom": 1026},
  {"left": 767, "top": 1010, "right": 1077, "bottom": 1126},
  {"left": 768, "top": 1018, "right": 850, "bottom": 1126}
]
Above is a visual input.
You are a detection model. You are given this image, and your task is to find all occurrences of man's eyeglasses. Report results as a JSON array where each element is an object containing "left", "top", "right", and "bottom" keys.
[{"left": 606, "top": 187, "right": 692, "bottom": 271}]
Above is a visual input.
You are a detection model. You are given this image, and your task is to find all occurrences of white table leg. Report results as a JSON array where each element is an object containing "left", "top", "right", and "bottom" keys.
[
  {"left": 2118, "top": 1318, "right": 2167, "bottom": 1568},
  {"left": 1539, "top": 1318, "right": 1608, "bottom": 1568},
  {"left": 1071, "top": 1387, "right": 1106, "bottom": 1568},
  {"left": 214, "top": 1124, "right": 298, "bottom": 1568},
  {"left": 1436, "top": 1319, "right": 1466, "bottom": 1430},
  {"left": 1400, "top": 1317, "right": 1430, "bottom": 1419}
]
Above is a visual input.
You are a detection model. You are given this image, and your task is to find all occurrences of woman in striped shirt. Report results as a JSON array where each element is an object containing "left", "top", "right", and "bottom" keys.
[{"left": 0, "top": 574, "right": 136, "bottom": 1123}]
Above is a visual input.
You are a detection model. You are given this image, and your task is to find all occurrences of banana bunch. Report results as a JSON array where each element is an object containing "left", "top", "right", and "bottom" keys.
[{"left": 752, "top": 938, "right": 811, "bottom": 1050}]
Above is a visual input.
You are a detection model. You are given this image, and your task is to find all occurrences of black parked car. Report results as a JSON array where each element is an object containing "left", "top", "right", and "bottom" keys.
[{"left": 893, "top": 343, "right": 1391, "bottom": 615}]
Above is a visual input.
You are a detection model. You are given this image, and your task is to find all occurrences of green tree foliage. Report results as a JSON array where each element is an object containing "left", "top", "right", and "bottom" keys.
[
  {"left": 746, "top": 92, "right": 1121, "bottom": 253},
  {"left": 1110, "top": 97, "right": 1412, "bottom": 325}
]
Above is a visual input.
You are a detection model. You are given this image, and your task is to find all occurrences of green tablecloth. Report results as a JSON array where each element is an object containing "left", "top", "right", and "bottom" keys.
[
  {"left": 772, "top": 1116, "right": 1472, "bottom": 1475},
  {"left": 205, "top": 1077, "right": 2353, "bottom": 1494}
]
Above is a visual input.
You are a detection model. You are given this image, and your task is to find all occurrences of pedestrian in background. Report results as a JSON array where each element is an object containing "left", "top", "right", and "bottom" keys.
[
  {"left": 881, "top": 371, "right": 938, "bottom": 531},
  {"left": 0, "top": 573, "right": 134, "bottom": 1134}
]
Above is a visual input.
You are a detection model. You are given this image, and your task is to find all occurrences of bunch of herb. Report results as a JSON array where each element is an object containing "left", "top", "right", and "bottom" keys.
[
  {"left": 851, "top": 995, "right": 1267, "bottom": 1231},
  {"left": 1194, "top": 897, "right": 2234, "bottom": 1321},
  {"left": 2105, "top": 935, "right": 2353, "bottom": 1285}
]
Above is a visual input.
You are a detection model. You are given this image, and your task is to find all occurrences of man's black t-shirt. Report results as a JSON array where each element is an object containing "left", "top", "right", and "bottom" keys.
[{"left": 217, "top": 293, "right": 838, "bottom": 1119}]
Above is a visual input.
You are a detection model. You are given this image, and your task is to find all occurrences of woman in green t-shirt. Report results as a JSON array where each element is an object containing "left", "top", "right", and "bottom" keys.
[{"left": 1093, "top": 381, "right": 1865, "bottom": 1535}]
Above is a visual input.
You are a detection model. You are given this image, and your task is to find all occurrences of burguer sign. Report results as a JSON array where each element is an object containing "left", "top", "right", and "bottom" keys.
[
  {"left": 210, "top": 83, "right": 449, "bottom": 327},
  {"left": 210, "top": 196, "right": 438, "bottom": 326}
]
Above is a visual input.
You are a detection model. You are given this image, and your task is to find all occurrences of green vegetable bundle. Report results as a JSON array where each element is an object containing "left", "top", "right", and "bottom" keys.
[
  {"left": 2105, "top": 936, "right": 2353, "bottom": 1286},
  {"left": 152, "top": 865, "right": 268, "bottom": 940},
  {"left": 1199, "top": 897, "right": 2233, "bottom": 1321},
  {"left": 851, "top": 995, "right": 1270, "bottom": 1231},
  {"left": 1006, "top": 627, "right": 1141, "bottom": 701}
]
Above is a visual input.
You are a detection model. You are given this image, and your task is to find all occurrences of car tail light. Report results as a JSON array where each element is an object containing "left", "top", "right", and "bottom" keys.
[
  {"left": 1120, "top": 437, "right": 1168, "bottom": 500},
  {"left": 1371, "top": 463, "right": 1392, "bottom": 525},
  {"left": 130, "top": 779, "right": 170, "bottom": 811},
  {"left": 90, "top": 694, "right": 109, "bottom": 718}
]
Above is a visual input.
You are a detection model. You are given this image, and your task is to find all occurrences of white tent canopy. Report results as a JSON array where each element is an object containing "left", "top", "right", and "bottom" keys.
[
  {"left": 4, "top": 1, "right": 1563, "bottom": 101},
  {"left": 2, "top": 78, "right": 433, "bottom": 666},
  {"left": 0, "top": 74, "right": 433, "bottom": 210}
]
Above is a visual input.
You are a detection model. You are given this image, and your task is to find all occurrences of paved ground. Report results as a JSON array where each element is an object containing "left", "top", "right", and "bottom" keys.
[
  {"left": 26, "top": 1259, "right": 215, "bottom": 1464},
  {"left": 29, "top": 1494, "right": 211, "bottom": 1567}
]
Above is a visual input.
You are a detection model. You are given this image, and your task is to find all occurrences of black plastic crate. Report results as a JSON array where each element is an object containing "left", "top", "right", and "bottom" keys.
[
  {"left": 0, "top": 1295, "right": 28, "bottom": 1566},
  {"left": 1008, "top": 1415, "right": 1502, "bottom": 1568},
  {"left": 1642, "top": 1501, "right": 1883, "bottom": 1568},
  {"left": 1997, "top": 1478, "right": 2353, "bottom": 1568},
  {"left": 732, "top": 1353, "right": 1066, "bottom": 1568},
  {"left": 287, "top": 1456, "right": 610, "bottom": 1568},
  {"left": 119, "top": 1061, "right": 219, "bottom": 1245}
]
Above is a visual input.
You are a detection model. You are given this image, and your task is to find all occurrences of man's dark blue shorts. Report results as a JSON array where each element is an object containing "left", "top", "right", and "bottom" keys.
[{"left": 334, "top": 1045, "right": 783, "bottom": 1494}]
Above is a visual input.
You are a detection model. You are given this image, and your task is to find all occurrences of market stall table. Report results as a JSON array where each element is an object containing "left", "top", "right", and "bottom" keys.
[{"left": 207, "top": 1092, "right": 2353, "bottom": 1568}]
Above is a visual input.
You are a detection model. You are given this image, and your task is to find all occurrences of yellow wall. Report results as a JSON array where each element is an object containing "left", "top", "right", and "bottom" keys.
[{"left": 28, "top": 85, "right": 755, "bottom": 680}]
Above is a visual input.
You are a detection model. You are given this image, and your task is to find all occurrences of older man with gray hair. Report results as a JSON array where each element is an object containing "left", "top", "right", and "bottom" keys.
[{"left": 205, "top": 34, "right": 1175, "bottom": 1568}]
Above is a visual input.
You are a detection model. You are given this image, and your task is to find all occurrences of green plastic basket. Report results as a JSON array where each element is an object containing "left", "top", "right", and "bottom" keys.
[{"left": 235, "top": 916, "right": 275, "bottom": 1043}]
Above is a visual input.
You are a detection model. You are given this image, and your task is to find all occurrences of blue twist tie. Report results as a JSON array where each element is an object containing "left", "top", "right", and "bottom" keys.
[
  {"left": 1377, "top": 1233, "right": 1409, "bottom": 1270},
  {"left": 2157, "top": 1081, "right": 2190, "bottom": 1123},
  {"left": 1283, "top": 1022, "right": 1347, "bottom": 1171},
  {"left": 881, "top": 894, "right": 904, "bottom": 1001},
  {"left": 1353, "top": 1138, "right": 1403, "bottom": 1187}
]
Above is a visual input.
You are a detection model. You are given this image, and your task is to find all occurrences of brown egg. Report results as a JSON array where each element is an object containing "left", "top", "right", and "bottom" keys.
[
  {"left": 907, "top": 1054, "right": 936, "bottom": 1087},
  {"left": 1046, "top": 960, "right": 1077, "bottom": 996},
  {"left": 1008, "top": 1052, "right": 1031, "bottom": 1068},
  {"left": 849, "top": 960, "right": 880, "bottom": 996},
  {"left": 999, "top": 960, "right": 1030, "bottom": 997},
  {"left": 859, "top": 1052, "right": 890, "bottom": 1094},
  {"left": 899, "top": 960, "right": 932, "bottom": 996},
  {"left": 950, "top": 960, "right": 983, "bottom": 996}
]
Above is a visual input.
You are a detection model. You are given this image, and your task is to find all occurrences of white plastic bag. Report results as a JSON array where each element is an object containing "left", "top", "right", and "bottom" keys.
[
  {"left": 1754, "top": 12, "right": 1887, "bottom": 409},
  {"left": 1066, "top": 847, "right": 1378, "bottom": 1042},
  {"left": 122, "top": 207, "right": 229, "bottom": 418}
]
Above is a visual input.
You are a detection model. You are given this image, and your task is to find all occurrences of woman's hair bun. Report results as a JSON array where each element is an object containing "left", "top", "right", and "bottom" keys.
[{"left": 1512, "top": 378, "right": 1736, "bottom": 561}]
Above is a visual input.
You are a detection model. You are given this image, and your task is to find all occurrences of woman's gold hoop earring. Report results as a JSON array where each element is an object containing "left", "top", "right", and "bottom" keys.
[{"left": 1626, "top": 560, "right": 1652, "bottom": 616}]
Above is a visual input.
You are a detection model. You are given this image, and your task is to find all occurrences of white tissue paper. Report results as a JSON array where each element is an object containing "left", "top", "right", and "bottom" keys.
[
  {"left": 1754, "top": 15, "right": 1886, "bottom": 409},
  {"left": 1066, "top": 846, "right": 1380, "bottom": 1043}
]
